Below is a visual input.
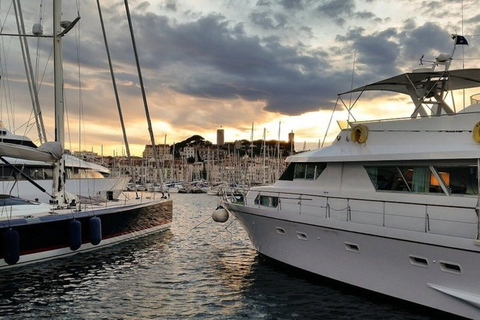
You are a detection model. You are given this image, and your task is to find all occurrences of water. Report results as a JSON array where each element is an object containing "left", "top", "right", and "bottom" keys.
[{"left": 0, "top": 194, "right": 453, "bottom": 319}]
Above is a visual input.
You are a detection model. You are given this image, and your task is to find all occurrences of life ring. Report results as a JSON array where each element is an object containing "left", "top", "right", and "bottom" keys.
[
  {"left": 351, "top": 124, "right": 368, "bottom": 143},
  {"left": 473, "top": 121, "right": 480, "bottom": 143}
]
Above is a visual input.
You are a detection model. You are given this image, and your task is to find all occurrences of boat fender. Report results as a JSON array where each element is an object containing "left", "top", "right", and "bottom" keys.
[
  {"left": 212, "top": 205, "right": 229, "bottom": 223},
  {"left": 69, "top": 219, "right": 82, "bottom": 251},
  {"left": 351, "top": 124, "right": 368, "bottom": 143},
  {"left": 473, "top": 121, "right": 480, "bottom": 143},
  {"left": 3, "top": 229, "right": 19, "bottom": 265},
  {"left": 89, "top": 216, "right": 102, "bottom": 245}
]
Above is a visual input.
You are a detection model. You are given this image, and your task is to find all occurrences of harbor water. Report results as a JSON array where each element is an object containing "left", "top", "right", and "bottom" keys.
[{"left": 0, "top": 193, "right": 453, "bottom": 319}]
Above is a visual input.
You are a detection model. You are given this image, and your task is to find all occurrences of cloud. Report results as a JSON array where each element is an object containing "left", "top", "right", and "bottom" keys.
[
  {"left": 250, "top": 11, "right": 278, "bottom": 29},
  {"left": 316, "top": 0, "right": 355, "bottom": 17},
  {"left": 5, "top": 0, "right": 480, "bottom": 154},
  {"left": 74, "top": 2, "right": 479, "bottom": 119},
  {"left": 400, "top": 23, "right": 451, "bottom": 62},
  {"left": 89, "top": 11, "right": 341, "bottom": 115},
  {"left": 278, "top": 0, "right": 305, "bottom": 10}
]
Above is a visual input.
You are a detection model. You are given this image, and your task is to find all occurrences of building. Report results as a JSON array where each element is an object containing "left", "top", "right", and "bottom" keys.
[
  {"left": 142, "top": 144, "right": 170, "bottom": 159},
  {"left": 73, "top": 150, "right": 103, "bottom": 165},
  {"left": 217, "top": 128, "right": 224, "bottom": 145},
  {"left": 181, "top": 146, "right": 196, "bottom": 160},
  {"left": 288, "top": 130, "right": 295, "bottom": 153}
]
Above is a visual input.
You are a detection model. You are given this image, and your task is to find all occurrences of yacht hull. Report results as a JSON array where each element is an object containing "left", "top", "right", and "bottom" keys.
[
  {"left": 0, "top": 198, "right": 172, "bottom": 269},
  {"left": 228, "top": 203, "right": 480, "bottom": 319}
]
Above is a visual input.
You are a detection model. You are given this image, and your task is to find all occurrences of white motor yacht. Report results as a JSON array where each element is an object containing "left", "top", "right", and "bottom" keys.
[{"left": 222, "top": 35, "right": 480, "bottom": 318}]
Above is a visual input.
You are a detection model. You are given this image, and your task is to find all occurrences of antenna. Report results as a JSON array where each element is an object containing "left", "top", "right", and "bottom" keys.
[{"left": 348, "top": 51, "right": 356, "bottom": 123}]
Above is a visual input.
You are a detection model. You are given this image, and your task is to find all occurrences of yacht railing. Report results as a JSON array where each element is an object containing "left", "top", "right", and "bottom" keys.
[{"left": 250, "top": 192, "right": 479, "bottom": 240}]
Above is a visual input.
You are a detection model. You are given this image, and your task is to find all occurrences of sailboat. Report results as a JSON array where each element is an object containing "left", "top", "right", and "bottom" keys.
[
  {"left": 0, "top": 0, "right": 172, "bottom": 269},
  {"left": 0, "top": 0, "right": 130, "bottom": 204},
  {"left": 221, "top": 35, "right": 480, "bottom": 318},
  {"left": 0, "top": 125, "right": 130, "bottom": 203}
]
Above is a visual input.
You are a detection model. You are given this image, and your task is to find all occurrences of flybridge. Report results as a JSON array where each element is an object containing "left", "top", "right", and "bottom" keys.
[{"left": 338, "top": 35, "right": 478, "bottom": 119}]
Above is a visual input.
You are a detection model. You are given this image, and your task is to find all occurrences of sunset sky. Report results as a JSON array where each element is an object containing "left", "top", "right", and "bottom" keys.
[{"left": 1, "top": 0, "right": 479, "bottom": 156}]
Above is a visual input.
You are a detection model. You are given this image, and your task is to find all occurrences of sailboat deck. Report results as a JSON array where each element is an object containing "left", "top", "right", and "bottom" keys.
[{"left": 0, "top": 192, "right": 170, "bottom": 223}]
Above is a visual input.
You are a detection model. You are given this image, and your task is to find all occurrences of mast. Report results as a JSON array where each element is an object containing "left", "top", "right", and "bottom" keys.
[
  {"left": 51, "top": 0, "right": 79, "bottom": 206},
  {"left": 163, "top": 134, "right": 167, "bottom": 179},
  {"left": 262, "top": 128, "right": 266, "bottom": 184},
  {"left": 124, "top": 0, "right": 163, "bottom": 191},
  {"left": 171, "top": 142, "right": 175, "bottom": 181},
  {"left": 51, "top": 0, "right": 66, "bottom": 206},
  {"left": 96, "top": 0, "right": 138, "bottom": 195},
  {"left": 53, "top": 0, "right": 64, "bottom": 149},
  {"left": 13, "top": 0, "right": 47, "bottom": 144},
  {"left": 277, "top": 121, "right": 280, "bottom": 180}
]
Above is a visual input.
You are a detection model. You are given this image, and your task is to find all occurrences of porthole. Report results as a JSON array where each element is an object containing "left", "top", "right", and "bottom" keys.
[
  {"left": 439, "top": 261, "right": 461, "bottom": 274},
  {"left": 345, "top": 242, "right": 359, "bottom": 253},
  {"left": 296, "top": 232, "right": 308, "bottom": 241},
  {"left": 409, "top": 255, "right": 428, "bottom": 268}
]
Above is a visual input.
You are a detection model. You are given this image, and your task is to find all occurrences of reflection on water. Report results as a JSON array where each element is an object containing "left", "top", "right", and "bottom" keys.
[{"left": 0, "top": 194, "right": 449, "bottom": 319}]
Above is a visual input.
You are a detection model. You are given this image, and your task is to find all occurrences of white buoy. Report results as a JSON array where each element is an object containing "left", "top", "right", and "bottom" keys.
[{"left": 212, "top": 205, "right": 229, "bottom": 223}]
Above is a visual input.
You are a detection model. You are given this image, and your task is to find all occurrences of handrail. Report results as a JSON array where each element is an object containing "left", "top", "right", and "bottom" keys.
[
  {"left": 273, "top": 190, "right": 476, "bottom": 211},
  {"left": 286, "top": 192, "right": 476, "bottom": 235},
  {"left": 240, "top": 190, "right": 478, "bottom": 235}
]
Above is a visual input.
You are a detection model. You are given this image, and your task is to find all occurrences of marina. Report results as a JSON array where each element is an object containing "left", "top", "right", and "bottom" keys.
[
  {"left": 0, "top": 1, "right": 478, "bottom": 319},
  {"left": 0, "top": 193, "right": 448, "bottom": 319}
]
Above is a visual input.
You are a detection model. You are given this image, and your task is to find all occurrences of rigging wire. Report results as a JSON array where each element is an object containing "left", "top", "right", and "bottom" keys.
[
  {"left": 0, "top": 2, "right": 15, "bottom": 131},
  {"left": 34, "top": 0, "right": 45, "bottom": 88},
  {"left": 97, "top": 0, "right": 139, "bottom": 193},
  {"left": 74, "top": 0, "right": 86, "bottom": 198},
  {"left": 1, "top": 37, "right": 14, "bottom": 131},
  {"left": 75, "top": 1, "right": 84, "bottom": 157}
]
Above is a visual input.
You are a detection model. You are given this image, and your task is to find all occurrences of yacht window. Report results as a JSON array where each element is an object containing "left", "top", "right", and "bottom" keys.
[
  {"left": 305, "top": 164, "right": 316, "bottom": 179},
  {"left": 431, "top": 165, "right": 477, "bottom": 195},
  {"left": 279, "top": 163, "right": 295, "bottom": 180},
  {"left": 315, "top": 163, "right": 326, "bottom": 178},
  {"left": 365, "top": 167, "right": 410, "bottom": 191},
  {"left": 254, "top": 195, "right": 279, "bottom": 208},
  {"left": 365, "top": 163, "right": 478, "bottom": 195},
  {"left": 280, "top": 163, "right": 326, "bottom": 181},
  {"left": 294, "top": 164, "right": 306, "bottom": 179}
]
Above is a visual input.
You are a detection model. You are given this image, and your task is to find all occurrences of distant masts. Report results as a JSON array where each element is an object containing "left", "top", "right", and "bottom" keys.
[
  {"left": 124, "top": 0, "right": 163, "bottom": 191},
  {"left": 96, "top": 0, "right": 138, "bottom": 195}
]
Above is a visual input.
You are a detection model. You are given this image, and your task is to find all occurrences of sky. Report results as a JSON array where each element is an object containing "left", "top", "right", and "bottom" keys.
[{"left": 0, "top": 0, "right": 479, "bottom": 156}]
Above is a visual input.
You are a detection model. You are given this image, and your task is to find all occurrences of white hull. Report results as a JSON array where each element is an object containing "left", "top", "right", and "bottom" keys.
[
  {"left": 229, "top": 203, "right": 480, "bottom": 318},
  {"left": 0, "top": 176, "right": 130, "bottom": 203}
]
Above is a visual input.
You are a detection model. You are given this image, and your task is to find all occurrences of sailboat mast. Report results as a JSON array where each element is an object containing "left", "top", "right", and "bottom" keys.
[
  {"left": 13, "top": 0, "right": 47, "bottom": 144},
  {"left": 53, "top": 0, "right": 64, "bottom": 147},
  {"left": 96, "top": 0, "right": 138, "bottom": 195},
  {"left": 51, "top": 0, "right": 66, "bottom": 206},
  {"left": 124, "top": 0, "right": 163, "bottom": 190},
  {"left": 262, "top": 127, "right": 266, "bottom": 185}
]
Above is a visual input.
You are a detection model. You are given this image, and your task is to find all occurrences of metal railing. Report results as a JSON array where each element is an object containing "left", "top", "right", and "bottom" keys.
[{"left": 250, "top": 191, "right": 479, "bottom": 240}]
